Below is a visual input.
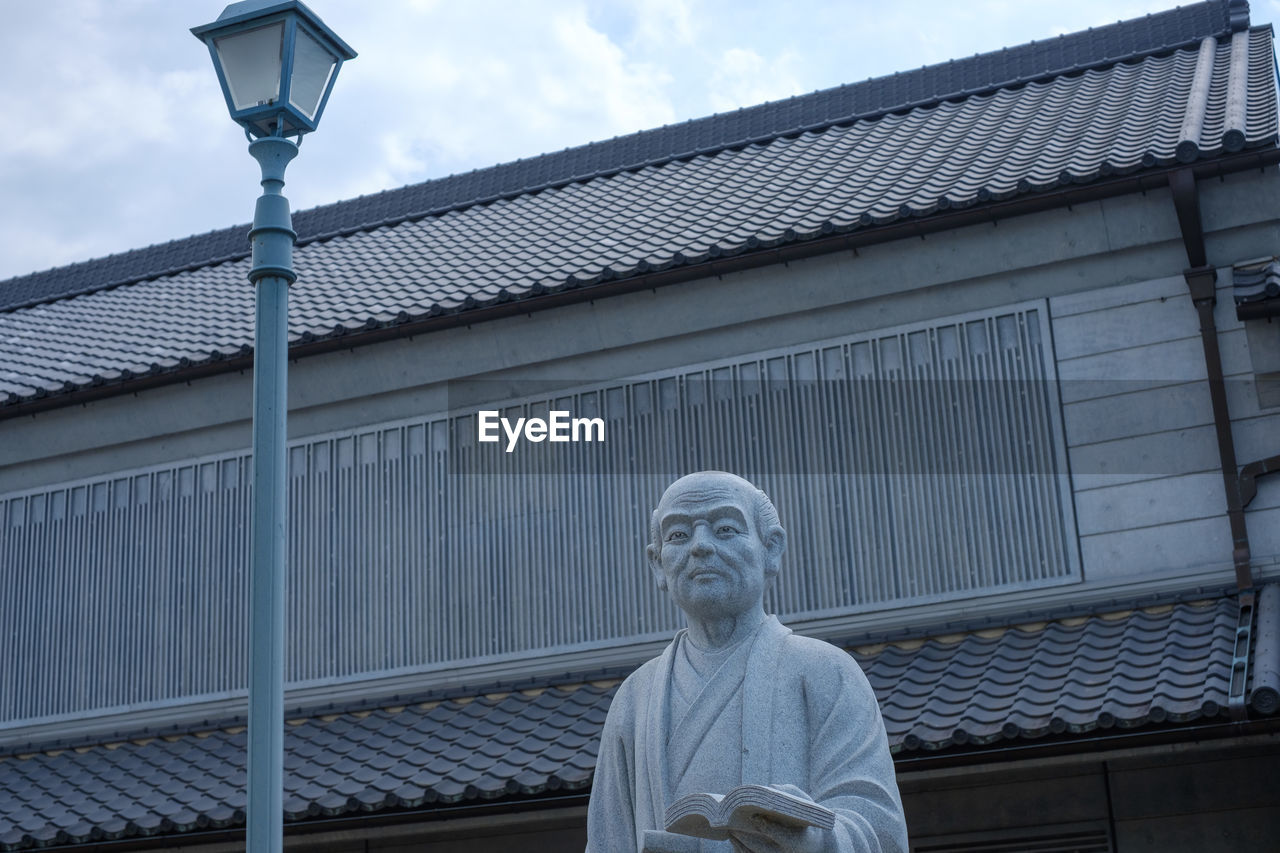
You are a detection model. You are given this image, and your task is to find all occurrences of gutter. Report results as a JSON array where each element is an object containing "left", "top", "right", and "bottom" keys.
[
  {"left": 1168, "top": 166, "right": 1280, "bottom": 721},
  {"left": 3, "top": 148, "right": 1279, "bottom": 422}
]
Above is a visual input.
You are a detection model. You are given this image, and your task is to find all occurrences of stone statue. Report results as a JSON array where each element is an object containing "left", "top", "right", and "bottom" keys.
[{"left": 586, "top": 472, "right": 908, "bottom": 853}]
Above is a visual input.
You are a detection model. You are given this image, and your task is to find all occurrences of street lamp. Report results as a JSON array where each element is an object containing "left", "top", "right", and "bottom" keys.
[{"left": 191, "top": 3, "right": 354, "bottom": 852}]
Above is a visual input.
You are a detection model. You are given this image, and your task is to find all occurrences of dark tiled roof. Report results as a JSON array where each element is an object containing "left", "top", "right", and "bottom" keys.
[
  {"left": 858, "top": 597, "right": 1240, "bottom": 749},
  {"left": 2, "top": 20, "right": 1276, "bottom": 411},
  {"left": 1, "top": 595, "right": 1267, "bottom": 851},
  {"left": 0, "top": 0, "right": 1250, "bottom": 314},
  {"left": 0, "top": 685, "right": 611, "bottom": 849}
]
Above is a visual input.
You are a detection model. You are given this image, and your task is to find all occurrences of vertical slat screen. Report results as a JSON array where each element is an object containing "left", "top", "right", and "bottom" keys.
[{"left": 0, "top": 304, "right": 1077, "bottom": 724}]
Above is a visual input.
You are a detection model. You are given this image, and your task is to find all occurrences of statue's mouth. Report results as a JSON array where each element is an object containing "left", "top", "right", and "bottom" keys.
[{"left": 687, "top": 565, "right": 729, "bottom": 581}]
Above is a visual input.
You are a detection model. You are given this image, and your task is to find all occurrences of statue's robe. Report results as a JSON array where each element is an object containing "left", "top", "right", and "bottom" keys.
[{"left": 586, "top": 616, "right": 907, "bottom": 852}]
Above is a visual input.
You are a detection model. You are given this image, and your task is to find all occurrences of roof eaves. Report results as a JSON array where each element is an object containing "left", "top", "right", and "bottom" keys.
[{"left": 6, "top": 145, "right": 1279, "bottom": 421}]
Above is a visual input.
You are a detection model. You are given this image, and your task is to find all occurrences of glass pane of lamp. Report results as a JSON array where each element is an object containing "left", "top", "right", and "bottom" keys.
[
  {"left": 288, "top": 29, "right": 337, "bottom": 120},
  {"left": 215, "top": 22, "right": 285, "bottom": 110}
]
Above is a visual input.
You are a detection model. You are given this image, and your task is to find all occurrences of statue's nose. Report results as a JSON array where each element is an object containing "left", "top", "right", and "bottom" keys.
[{"left": 689, "top": 527, "right": 714, "bottom": 556}]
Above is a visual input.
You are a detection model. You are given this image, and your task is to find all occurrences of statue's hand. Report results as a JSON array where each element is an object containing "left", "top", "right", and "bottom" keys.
[
  {"left": 727, "top": 817, "right": 826, "bottom": 853},
  {"left": 725, "top": 785, "right": 829, "bottom": 853}
]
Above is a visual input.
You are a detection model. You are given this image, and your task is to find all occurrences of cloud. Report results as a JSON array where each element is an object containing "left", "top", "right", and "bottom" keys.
[
  {"left": 318, "top": 2, "right": 676, "bottom": 200},
  {"left": 0, "top": 1, "right": 241, "bottom": 276},
  {"left": 0, "top": 1, "right": 685, "bottom": 278},
  {"left": 708, "top": 48, "right": 804, "bottom": 113},
  {"left": 543, "top": 11, "right": 675, "bottom": 133},
  {"left": 626, "top": 0, "right": 697, "bottom": 46}
]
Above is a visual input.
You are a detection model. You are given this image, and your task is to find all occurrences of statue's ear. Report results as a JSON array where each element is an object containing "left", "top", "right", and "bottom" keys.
[
  {"left": 647, "top": 543, "right": 667, "bottom": 591},
  {"left": 763, "top": 525, "right": 787, "bottom": 579}
]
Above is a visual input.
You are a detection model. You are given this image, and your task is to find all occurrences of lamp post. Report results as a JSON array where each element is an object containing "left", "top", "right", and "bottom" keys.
[{"left": 191, "top": 4, "right": 354, "bottom": 852}]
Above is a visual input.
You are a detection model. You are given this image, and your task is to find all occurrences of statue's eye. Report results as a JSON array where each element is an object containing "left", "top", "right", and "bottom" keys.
[
  {"left": 665, "top": 530, "right": 688, "bottom": 542},
  {"left": 717, "top": 524, "right": 740, "bottom": 535}
]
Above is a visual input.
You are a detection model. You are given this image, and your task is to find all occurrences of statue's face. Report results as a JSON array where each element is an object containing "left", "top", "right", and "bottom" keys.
[{"left": 649, "top": 476, "right": 778, "bottom": 621}]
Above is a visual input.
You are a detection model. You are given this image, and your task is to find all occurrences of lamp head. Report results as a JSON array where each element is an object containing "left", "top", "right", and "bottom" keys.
[{"left": 192, "top": 0, "right": 355, "bottom": 139}]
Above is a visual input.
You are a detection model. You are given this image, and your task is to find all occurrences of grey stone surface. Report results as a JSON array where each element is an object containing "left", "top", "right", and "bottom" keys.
[{"left": 586, "top": 472, "right": 909, "bottom": 852}]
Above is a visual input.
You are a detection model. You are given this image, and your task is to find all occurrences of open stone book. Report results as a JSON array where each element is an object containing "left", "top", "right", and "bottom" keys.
[{"left": 663, "top": 784, "right": 837, "bottom": 841}]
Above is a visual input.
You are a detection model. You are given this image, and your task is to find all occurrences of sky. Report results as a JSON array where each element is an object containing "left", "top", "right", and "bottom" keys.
[{"left": 1, "top": 0, "right": 1278, "bottom": 283}]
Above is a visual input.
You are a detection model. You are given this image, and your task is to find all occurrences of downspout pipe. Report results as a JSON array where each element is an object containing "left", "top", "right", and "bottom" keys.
[
  {"left": 1184, "top": 264, "right": 1254, "bottom": 595},
  {"left": 1168, "top": 168, "right": 1256, "bottom": 723},
  {"left": 1169, "top": 170, "right": 1254, "bottom": 597}
]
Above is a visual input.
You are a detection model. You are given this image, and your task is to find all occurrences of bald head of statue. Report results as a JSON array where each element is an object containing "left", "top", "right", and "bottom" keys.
[{"left": 646, "top": 471, "right": 788, "bottom": 628}]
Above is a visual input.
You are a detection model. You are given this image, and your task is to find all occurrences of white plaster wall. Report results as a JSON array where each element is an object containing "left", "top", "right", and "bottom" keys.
[{"left": 1052, "top": 268, "right": 1280, "bottom": 582}]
